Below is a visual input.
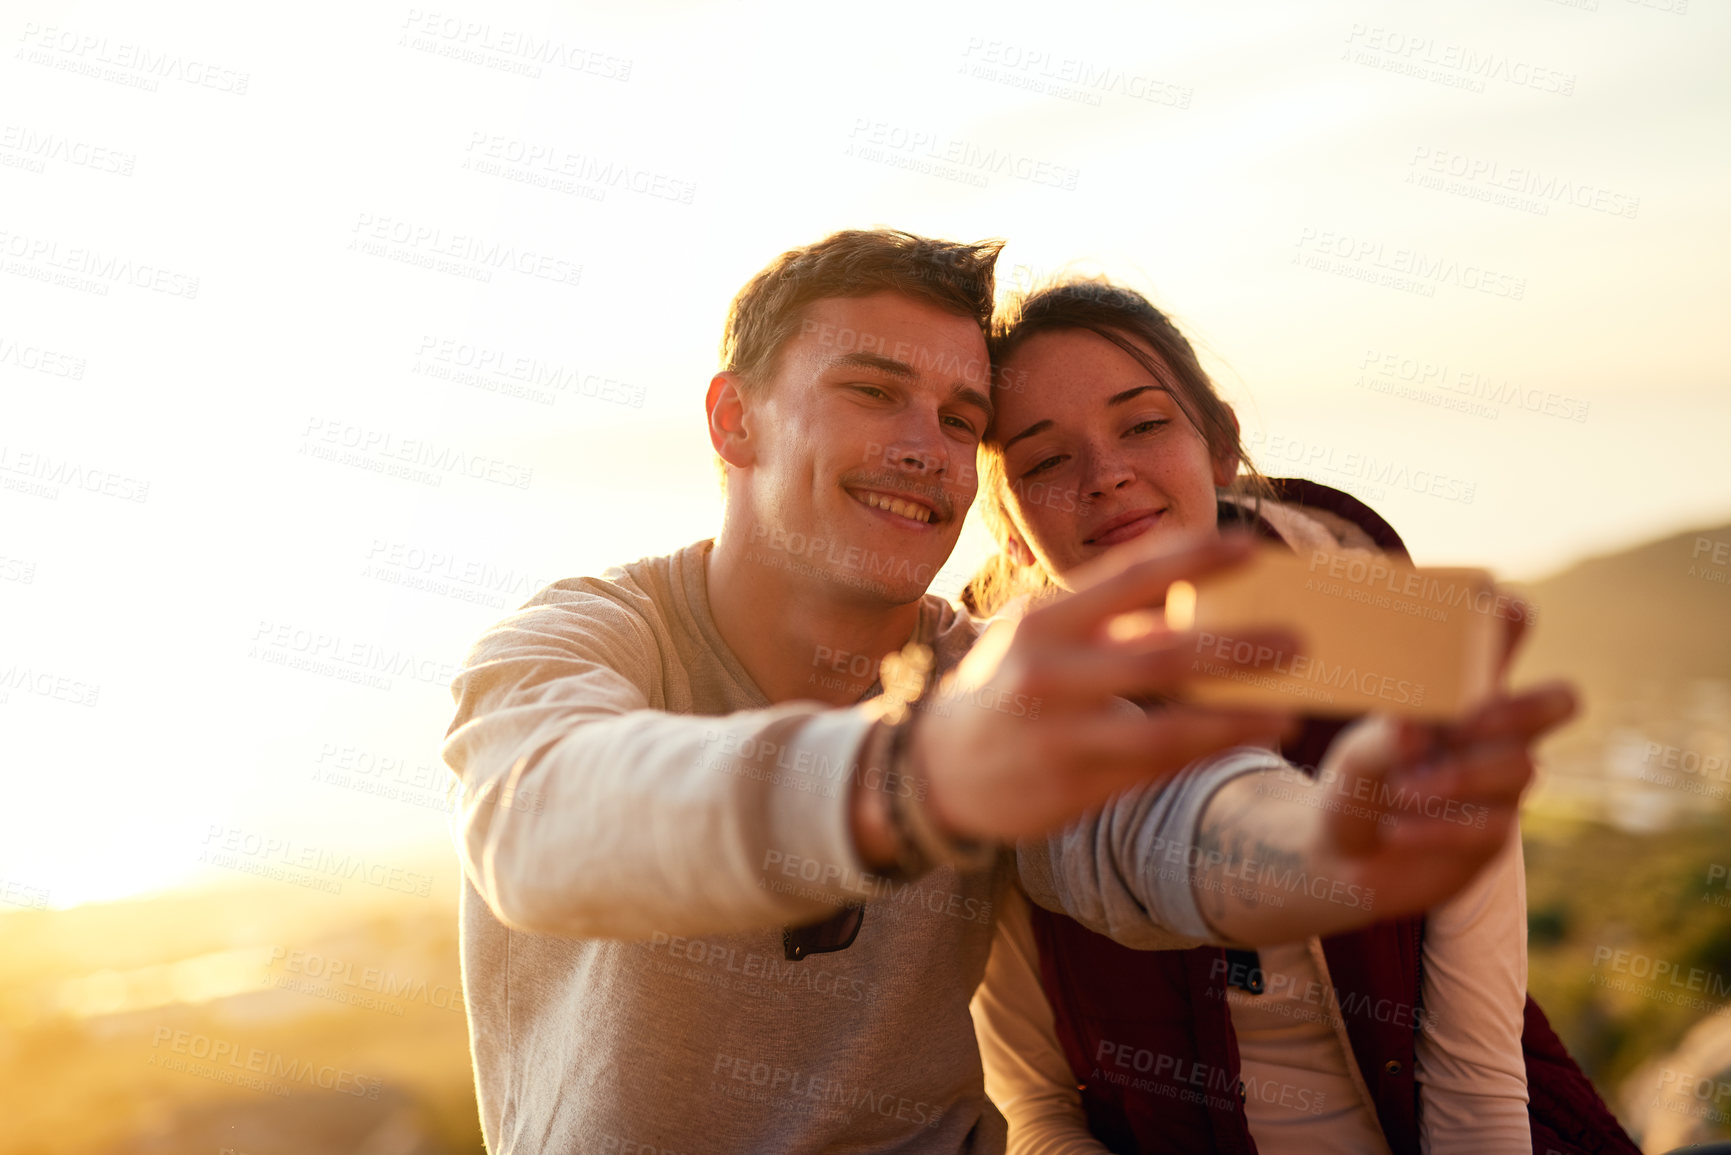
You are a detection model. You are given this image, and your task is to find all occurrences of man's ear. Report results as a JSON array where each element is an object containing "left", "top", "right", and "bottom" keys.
[
  {"left": 1212, "top": 403, "right": 1241, "bottom": 489},
  {"left": 706, "top": 372, "right": 755, "bottom": 469}
]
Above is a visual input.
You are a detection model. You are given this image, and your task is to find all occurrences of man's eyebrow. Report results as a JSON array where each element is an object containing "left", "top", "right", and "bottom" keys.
[
  {"left": 828, "top": 351, "right": 916, "bottom": 380},
  {"left": 951, "top": 384, "right": 994, "bottom": 424},
  {"left": 1108, "top": 384, "right": 1170, "bottom": 406},
  {"left": 1000, "top": 419, "right": 1052, "bottom": 451}
]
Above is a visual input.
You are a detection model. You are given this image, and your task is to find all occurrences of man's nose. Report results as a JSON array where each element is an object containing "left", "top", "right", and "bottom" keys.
[{"left": 876, "top": 430, "right": 948, "bottom": 477}]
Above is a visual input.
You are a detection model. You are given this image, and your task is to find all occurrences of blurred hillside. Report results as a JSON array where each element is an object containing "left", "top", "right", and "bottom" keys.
[
  {"left": 1511, "top": 520, "right": 1731, "bottom": 832},
  {"left": 1510, "top": 519, "right": 1731, "bottom": 1150},
  {"left": 1515, "top": 521, "right": 1731, "bottom": 691}
]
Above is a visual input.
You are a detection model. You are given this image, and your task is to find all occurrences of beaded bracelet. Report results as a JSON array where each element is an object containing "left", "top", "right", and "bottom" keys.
[{"left": 880, "top": 709, "right": 999, "bottom": 876}]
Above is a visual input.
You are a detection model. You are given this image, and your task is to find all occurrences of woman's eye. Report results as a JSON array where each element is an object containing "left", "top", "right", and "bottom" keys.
[
  {"left": 1023, "top": 455, "right": 1064, "bottom": 478},
  {"left": 1127, "top": 418, "right": 1170, "bottom": 436}
]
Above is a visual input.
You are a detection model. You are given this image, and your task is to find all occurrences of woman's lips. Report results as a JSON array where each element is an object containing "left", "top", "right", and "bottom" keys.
[{"left": 1088, "top": 511, "right": 1164, "bottom": 548}]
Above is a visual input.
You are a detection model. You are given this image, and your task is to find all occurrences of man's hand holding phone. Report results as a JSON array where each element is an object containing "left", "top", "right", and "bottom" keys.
[{"left": 852, "top": 534, "right": 1300, "bottom": 869}]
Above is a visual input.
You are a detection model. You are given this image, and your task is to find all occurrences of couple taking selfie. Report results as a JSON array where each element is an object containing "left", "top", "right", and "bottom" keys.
[{"left": 441, "top": 229, "right": 1639, "bottom": 1153}]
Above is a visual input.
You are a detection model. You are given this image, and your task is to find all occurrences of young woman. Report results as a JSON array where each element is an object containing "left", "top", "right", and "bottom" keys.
[{"left": 963, "top": 279, "right": 1638, "bottom": 1155}]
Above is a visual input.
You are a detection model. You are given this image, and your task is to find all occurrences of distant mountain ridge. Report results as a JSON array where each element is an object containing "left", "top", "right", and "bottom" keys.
[
  {"left": 1511, "top": 520, "right": 1731, "bottom": 696},
  {"left": 1504, "top": 518, "right": 1731, "bottom": 826}
]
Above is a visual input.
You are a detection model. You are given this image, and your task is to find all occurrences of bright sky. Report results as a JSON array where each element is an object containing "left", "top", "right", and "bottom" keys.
[{"left": 3, "top": 0, "right": 1727, "bottom": 910}]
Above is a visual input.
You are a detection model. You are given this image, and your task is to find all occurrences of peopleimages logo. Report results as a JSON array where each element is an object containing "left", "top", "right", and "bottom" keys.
[
  {"left": 15, "top": 23, "right": 251, "bottom": 94},
  {"left": 413, "top": 335, "right": 646, "bottom": 409},
  {"left": 0, "top": 333, "right": 87, "bottom": 379},
  {"left": 0, "top": 124, "right": 136, "bottom": 175},
  {"left": 200, "top": 824, "right": 435, "bottom": 898},
  {"left": 0, "top": 228, "right": 199, "bottom": 298},
  {"left": 0, "top": 663, "right": 101, "bottom": 707},
  {"left": 1341, "top": 24, "right": 1576, "bottom": 96},
  {"left": 463, "top": 132, "right": 695, "bottom": 204},
  {"left": 1356, "top": 347, "right": 1590, "bottom": 424},
  {"left": 1293, "top": 227, "right": 1525, "bottom": 301},
  {"left": 844, "top": 119, "right": 1081, "bottom": 191},
  {"left": 265, "top": 946, "right": 464, "bottom": 1013},
  {"left": 1093, "top": 1041, "right": 1327, "bottom": 1116},
  {"left": 710, "top": 1051, "right": 946, "bottom": 1128},
  {"left": 1406, "top": 146, "right": 1639, "bottom": 220},
  {"left": 398, "top": 9, "right": 632, "bottom": 81},
  {"left": 747, "top": 524, "right": 939, "bottom": 587},
  {"left": 149, "top": 1028, "right": 382, "bottom": 1098},
  {"left": 348, "top": 212, "right": 582, "bottom": 288},
  {"left": 300, "top": 417, "right": 533, "bottom": 490},
  {"left": 0, "top": 443, "right": 149, "bottom": 503},
  {"left": 1590, "top": 947, "right": 1731, "bottom": 1003},
  {"left": 957, "top": 38, "right": 1193, "bottom": 110},
  {"left": 1242, "top": 431, "right": 1477, "bottom": 505}
]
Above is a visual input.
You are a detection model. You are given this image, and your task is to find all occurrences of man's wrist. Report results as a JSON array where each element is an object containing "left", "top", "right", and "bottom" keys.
[
  {"left": 886, "top": 712, "right": 999, "bottom": 876},
  {"left": 849, "top": 714, "right": 997, "bottom": 880},
  {"left": 849, "top": 725, "right": 901, "bottom": 872}
]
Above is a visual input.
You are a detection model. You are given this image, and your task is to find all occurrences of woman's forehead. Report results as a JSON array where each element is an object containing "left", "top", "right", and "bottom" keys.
[{"left": 995, "top": 327, "right": 1181, "bottom": 415}]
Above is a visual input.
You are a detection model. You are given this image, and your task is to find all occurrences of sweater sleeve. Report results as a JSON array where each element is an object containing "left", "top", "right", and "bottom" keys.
[
  {"left": 1415, "top": 829, "right": 1532, "bottom": 1154},
  {"left": 970, "top": 887, "right": 1113, "bottom": 1155},
  {"left": 1017, "top": 746, "right": 1290, "bottom": 948},
  {"left": 440, "top": 582, "right": 882, "bottom": 941}
]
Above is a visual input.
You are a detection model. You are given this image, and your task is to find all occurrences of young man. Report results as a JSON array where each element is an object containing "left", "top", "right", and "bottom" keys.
[{"left": 441, "top": 228, "right": 1573, "bottom": 1151}]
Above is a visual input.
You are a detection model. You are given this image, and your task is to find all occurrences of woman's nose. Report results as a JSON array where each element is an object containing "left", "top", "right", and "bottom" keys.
[{"left": 1082, "top": 448, "right": 1135, "bottom": 497}]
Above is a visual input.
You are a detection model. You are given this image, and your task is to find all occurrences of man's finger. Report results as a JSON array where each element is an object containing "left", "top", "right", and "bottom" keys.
[
  {"left": 1017, "top": 628, "right": 1304, "bottom": 703},
  {"left": 1047, "top": 708, "right": 1295, "bottom": 793},
  {"left": 1025, "top": 533, "right": 1262, "bottom": 642},
  {"left": 1123, "top": 710, "right": 1297, "bottom": 781}
]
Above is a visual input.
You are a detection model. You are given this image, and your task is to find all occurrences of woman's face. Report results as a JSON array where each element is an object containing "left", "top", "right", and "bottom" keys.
[{"left": 992, "top": 327, "right": 1236, "bottom": 584}]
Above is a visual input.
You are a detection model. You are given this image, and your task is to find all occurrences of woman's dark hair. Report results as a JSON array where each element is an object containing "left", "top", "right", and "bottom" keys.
[{"left": 962, "top": 277, "right": 1272, "bottom": 617}]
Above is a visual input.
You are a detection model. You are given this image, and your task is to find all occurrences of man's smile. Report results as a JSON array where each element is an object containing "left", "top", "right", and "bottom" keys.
[{"left": 844, "top": 485, "right": 946, "bottom": 526}]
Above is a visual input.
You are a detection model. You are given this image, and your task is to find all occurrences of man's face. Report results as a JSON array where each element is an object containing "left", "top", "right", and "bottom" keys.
[{"left": 737, "top": 292, "right": 991, "bottom": 605}]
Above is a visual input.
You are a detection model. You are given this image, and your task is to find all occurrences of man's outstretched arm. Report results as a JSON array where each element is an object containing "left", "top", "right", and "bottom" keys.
[
  {"left": 443, "top": 579, "right": 889, "bottom": 942},
  {"left": 446, "top": 537, "right": 1303, "bottom": 943}
]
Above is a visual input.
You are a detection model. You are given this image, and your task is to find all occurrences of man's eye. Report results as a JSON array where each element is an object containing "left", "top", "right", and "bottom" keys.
[
  {"left": 942, "top": 414, "right": 978, "bottom": 436},
  {"left": 852, "top": 385, "right": 890, "bottom": 400}
]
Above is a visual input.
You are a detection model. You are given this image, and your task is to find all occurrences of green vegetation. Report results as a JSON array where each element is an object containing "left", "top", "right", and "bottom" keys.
[{"left": 1525, "top": 816, "right": 1731, "bottom": 1092}]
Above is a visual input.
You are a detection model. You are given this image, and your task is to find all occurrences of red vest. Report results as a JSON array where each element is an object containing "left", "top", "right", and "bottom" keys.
[{"left": 1026, "top": 480, "right": 1639, "bottom": 1155}]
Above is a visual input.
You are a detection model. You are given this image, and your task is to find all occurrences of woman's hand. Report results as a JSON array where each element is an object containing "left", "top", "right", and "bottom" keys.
[
  {"left": 1184, "top": 683, "right": 1576, "bottom": 944},
  {"left": 1321, "top": 684, "right": 1575, "bottom": 910}
]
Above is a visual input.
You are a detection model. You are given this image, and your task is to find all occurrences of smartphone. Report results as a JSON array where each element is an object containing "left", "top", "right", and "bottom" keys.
[{"left": 1162, "top": 545, "right": 1513, "bottom": 718}]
